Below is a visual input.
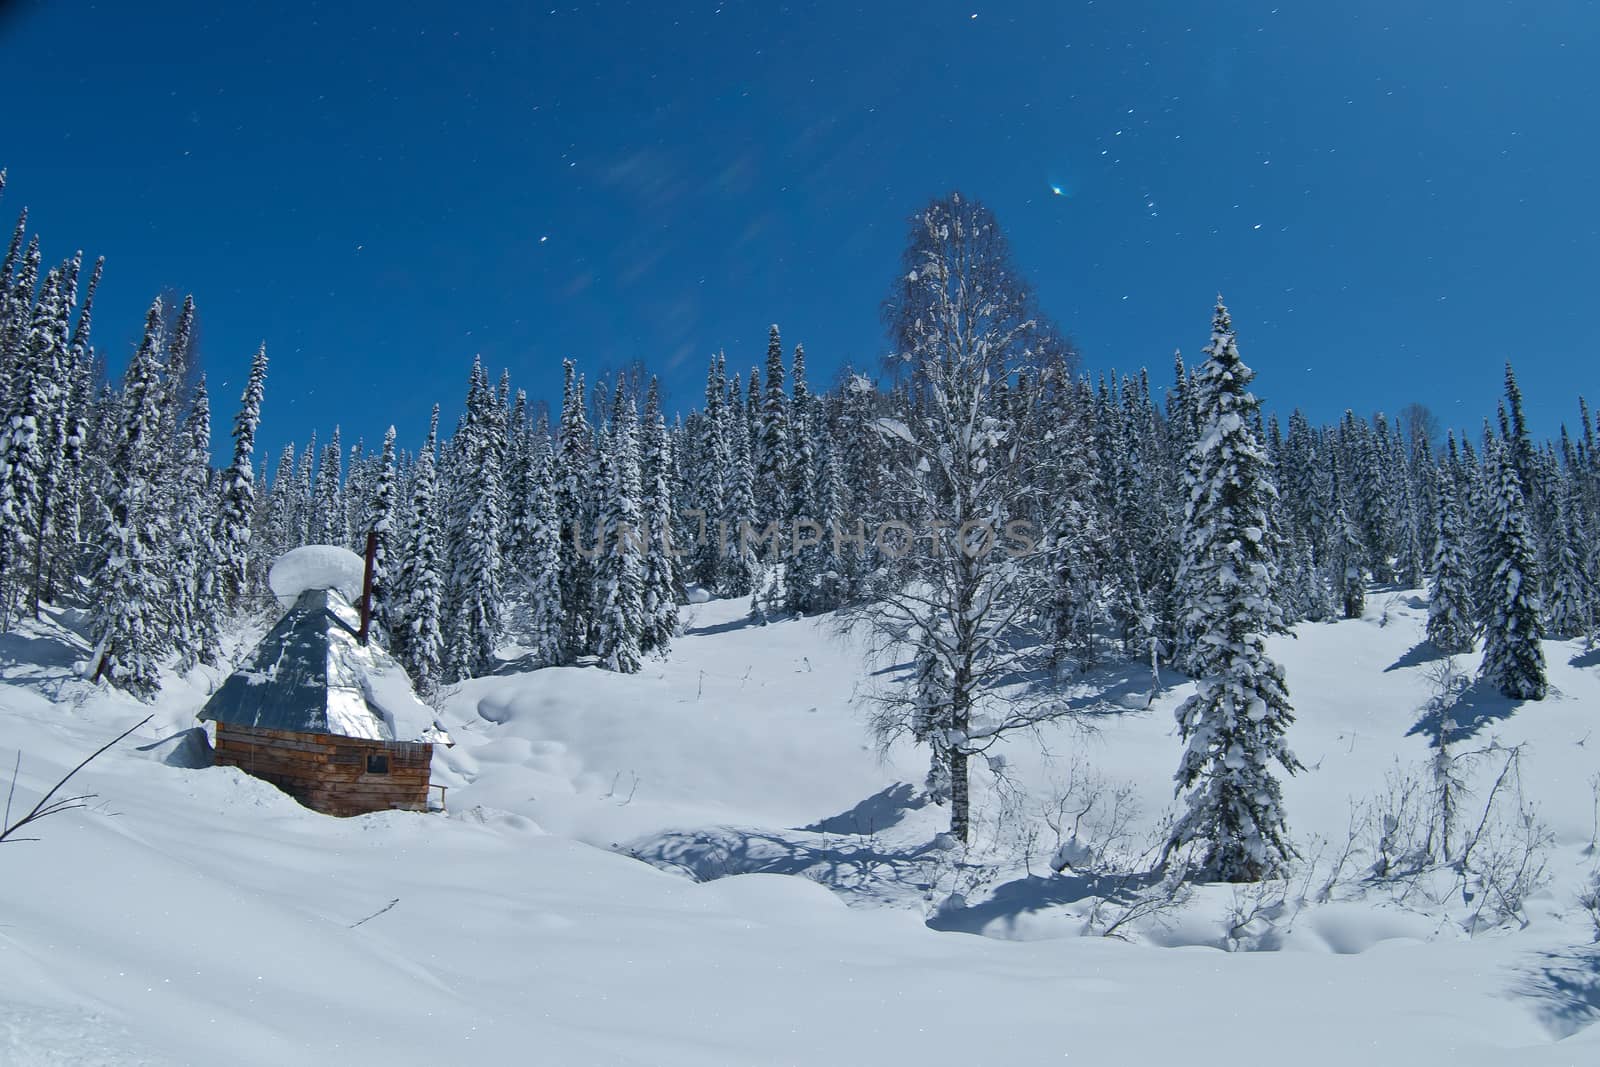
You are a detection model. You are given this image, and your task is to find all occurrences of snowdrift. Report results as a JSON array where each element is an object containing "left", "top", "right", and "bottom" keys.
[{"left": 0, "top": 595, "right": 1597, "bottom": 1064}]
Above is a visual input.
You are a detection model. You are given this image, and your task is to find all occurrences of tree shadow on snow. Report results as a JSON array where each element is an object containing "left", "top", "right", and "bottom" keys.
[
  {"left": 682, "top": 613, "right": 769, "bottom": 638},
  {"left": 1384, "top": 639, "right": 1452, "bottom": 674},
  {"left": 802, "top": 782, "right": 928, "bottom": 835},
  {"left": 925, "top": 868, "right": 1166, "bottom": 937},
  {"left": 1050, "top": 660, "right": 1169, "bottom": 717},
  {"left": 625, "top": 824, "right": 943, "bottom": 906},
  {"left": 1405, "top": 676, "right": 1522, "bottom": 747},
  {"left": 1569, "top": 646, "right": 1600, "bottom": 670},
  {"left": 0, "top": 629, "right": 87, "bottom": 673},
  {"left": 1513, "top": 947, "right": 1600, "bottom": 1040},
  {"left": 0, "top": 623, "right": 93, "bottom": 702}
]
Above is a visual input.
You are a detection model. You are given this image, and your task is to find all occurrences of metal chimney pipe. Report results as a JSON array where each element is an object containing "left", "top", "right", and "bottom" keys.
[{"left": 357, "top": 529, "right": 377, "bottom": 646}]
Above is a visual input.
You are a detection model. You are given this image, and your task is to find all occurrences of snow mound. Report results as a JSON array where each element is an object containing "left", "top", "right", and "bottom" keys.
[
  {"left": 268, "top": 545, "right": 366, "bottom": 608},
  {"left": 692, "top": 872, "right": 849, "bottom": 919}
]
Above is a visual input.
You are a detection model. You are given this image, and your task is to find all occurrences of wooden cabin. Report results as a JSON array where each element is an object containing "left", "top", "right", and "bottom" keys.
[
  {"left": 198, "top": 567, "right": 449, "bottom": 817},
  {"left": 211, "top": 722, "right": 434, "bottom": 816}
]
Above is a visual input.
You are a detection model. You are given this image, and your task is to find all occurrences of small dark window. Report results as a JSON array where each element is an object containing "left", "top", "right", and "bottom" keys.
[{"left": 366, "top": 753, "right": 389, "bottom": 775}]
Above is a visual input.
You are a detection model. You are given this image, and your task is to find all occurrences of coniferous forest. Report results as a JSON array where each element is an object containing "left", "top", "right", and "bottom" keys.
[{"left": 1, "top": 174, "right": 1592, "bottom": 877}]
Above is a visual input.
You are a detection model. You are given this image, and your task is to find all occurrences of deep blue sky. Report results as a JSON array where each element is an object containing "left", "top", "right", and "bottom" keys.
[{"left": 2, "top": 1, "right": 1595, "bottom": 463}]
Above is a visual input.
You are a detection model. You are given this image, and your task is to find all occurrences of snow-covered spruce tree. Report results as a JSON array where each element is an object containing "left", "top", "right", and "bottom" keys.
[
  {"left": 756, "top": 325, "right": 791, "bottom": 527},
  {"left": 444, "top": 359, "right": 505, "bottom": 681},
  {"left": 88, "top": 299, "right": 169, "bottom": 698},
  {"left": 258, "top": 442, "right": 299, "bottom": 588},
  {"left": 1478, "top": 441, "right": 1547, "bottom": 700},
  {"left": 639, "top": 377, "right": 679, "bottom": 654},
  {"left": 1394, "top": 451, "right": 1429, "bottom": 590},
  {"left": 0, "top": 236, "right": 41, "bottom": 407},
  {"left": 720, "top": 372, "right": 759, "bottom": 597},
  {"left": 0, "top": 267, "right": 65, "bottom": 626},
  {"left": 500, "top": 391, "right": 536, "bottom": 585},
  {"left": 393, "top": 407, "right": 445, "bottom": 692},
  {"left": 1280, "top": 410, "right": 1329, "bottom": 566},
  {"left": 1296, "top": 534, "right": 1335, "bottom": 622},
  {"left": 45, "top": 255, "right": 102, "bottom": 606},
  {"left": 784, "top": 343, "right": 824, "bottom": 614},
  {"left": 311, "top": 426, "right": 343, "bottom": 546},
  {"left": 1043, "top": 372, "right": 1108, "bottom": 671},
  {"left": 523, "top": 423, "right": 565, "bottom": 667},
  {"left": 554, "top": 360, "right": 593, "bottom": 657},
  {"left": 293, "top": 434, "right": 315, "bottom": 547},
  {"left": 833, "top": 371, "right": 884, "bottom": 602},
  {"left": 0, "top": 201, "right": 26, "bottom": 296},
  {"left": 1427, "top": 434, "right": 1476, "bottom": 653},
  {"left": 1468, "top": 422, "right": 1500, "bottom": 632},
  {"left": 344, "top": 437, "right": 367, "bottom": 551},
  {"left": 811, "top": 416, "right": 850, "bottom": 611},
  {"left": 136, "top": 296, "right": 198, "bottom": 648},
  {"left": 215, "top": 343, "right": 266, "bottom": 611},
  {"left": 591, "top": 381, "right": 646, "bottom": 673},
  {"left": 685, "top": 353, "right": 729, "bottom": 590},
  {"left": 744, "top": 370, "right": 761, "bottom": 465},
  {"left": 1545, "top": 478, "right": 1594, "bottom": 640},
  {"left": 1104, "top": 370, "right": 1178, "bottom": 652},
  {"left": 1346, "top": 411, "right": 1396, "bottom": 583},
  {"left": 27, "top": 259, "right": 80, "bottom": 617},
  {"left": 1326, "top": 456, "right": 1366, "bottom": 620},
  {"left": 365, "top": 425, "right": 398, "bottom": 644},
  {"left": 860, "top": 192, "right": 1060, "bottom": 844},
  {"left": 1166, "top": 298, "right": 1302, "bottom": 883},
  {"left": 1501, "top": 363, "right": 1539, "bottom": 503},
  {"left": 44, "top": 255, "right": 101, "bottom": 604},
  {"left": 164, "top": 374, "right": 214, "bottom": 670}
]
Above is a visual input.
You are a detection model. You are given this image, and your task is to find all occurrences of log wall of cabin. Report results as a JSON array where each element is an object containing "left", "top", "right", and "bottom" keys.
[{"left": 213, "top": 723, "right": 432, "bottom": 817}]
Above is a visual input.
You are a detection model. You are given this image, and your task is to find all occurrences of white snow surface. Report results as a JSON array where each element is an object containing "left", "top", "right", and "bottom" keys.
[
  {"left": 267, "top": 545, "right": 366, "bottom": 609},
  {"left": 0, "top": 595, "right": 1597, "bottom": 1064}
]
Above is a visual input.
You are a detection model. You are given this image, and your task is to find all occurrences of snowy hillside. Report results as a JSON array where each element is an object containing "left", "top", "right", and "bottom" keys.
[{"left": 1, "top": 594, "right": 1598, "bottom": 1065}]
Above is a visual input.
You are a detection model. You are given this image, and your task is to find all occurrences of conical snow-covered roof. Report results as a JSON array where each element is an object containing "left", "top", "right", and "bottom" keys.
[{"left": 198, "top": 586, "right": 446, "bottom": 744}]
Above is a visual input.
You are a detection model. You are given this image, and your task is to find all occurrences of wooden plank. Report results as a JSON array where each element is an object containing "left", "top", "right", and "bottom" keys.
[
  {"left": 220, "top": 735, "right": 336, "bottom": 756},
  {"left": 306, "top": 782, "right": 430, "bottom": 798}
]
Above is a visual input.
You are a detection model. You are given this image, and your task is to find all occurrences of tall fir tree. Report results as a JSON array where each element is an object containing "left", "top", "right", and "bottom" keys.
[
  {"left": 444, "top": 359, "right": 505, "bottom": 681},
  {"left": 784, "top": 343, "right": 823, "bottom": 613},
  {"left": 1545, "top": 478, "right": 1594, "bottom": 640},
  {"left": 523, "top": 422, "right": 565, "bottom": 666},
  {"left": 344, "top": 438, "right": 368, "bottom": 551},
  {"left": 639, "top": 378, "right": 679, "bottom": 653},
  {"left": 26, "top": 260, "right": 77, "bottom": 616},
  {"left": 394, "top": 407, "right": 445, "bottom": 692},
  {"left": 45, "top": 254, "right": 101, "bottom": 606},
  {"left": 312, "top": 426, "right": 343, "bottom": 545},
  {"left": 1327, "top": 456, "right": 1367, "bottom": 620},
  {"left": 554, "top": 360, "right": 593, "bottom": 656},
  {"left": 591, "top": 381, "right": 646, "bottom": 673},
  {"left": 216, "top": 344, "right": 267, "bottom": 611},
  {"left": 1426, "top": 434, "right": 1477, "bottom": 652},
  {"left": 365, "top": 425, "right": 398, "bottom": 644},
  {"left": 294, "top": 433, "right": 316, "bottom": 547},
  {"left": 0, "top": 267, "right": 64, "bottom": 624},
  {"left": 1478, "top": 442, "right": 1547, "bottom": 700},
  {"left": 1167, "top": 299, "right": 1302, "bottom": 882},
  {"left": 689, "top": 352, "right": 730, "bottom": 589},
  {"left": 756, "top": 325, "right": 791, "bottom": 525},
  {"left": 88, "top": 299, "right": 169, "bottom": 698},
  {"left": 176, "top": 375, "right": 224, "bottom": 669},
  {"left": 721, "top": 371, "right": 759, "bottom": 596}
]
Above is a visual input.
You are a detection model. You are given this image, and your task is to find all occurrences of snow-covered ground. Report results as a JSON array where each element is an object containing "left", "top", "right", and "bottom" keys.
[{"left": 1, "top": 594, "right": 1597, "bottom": 1065}]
